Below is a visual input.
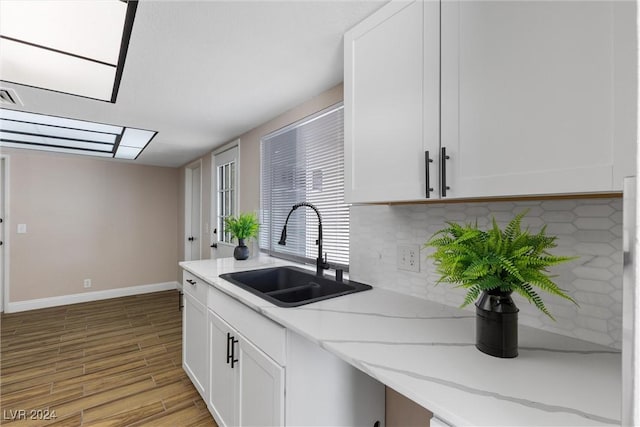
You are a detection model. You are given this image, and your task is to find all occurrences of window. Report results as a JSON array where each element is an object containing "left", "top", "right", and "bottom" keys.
[
  {"left": 260, "top": 103, "right": 349, "bottom": 268},
  {"left": 215, "top": 147, "right": 238, "bottom": 244}
]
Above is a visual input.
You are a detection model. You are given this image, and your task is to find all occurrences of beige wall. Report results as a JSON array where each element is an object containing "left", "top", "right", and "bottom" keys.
[
  {"left": 177, "top": 83, "right": 344, "bottom": 271},
  {"left": 238, "top": 83, "right": 343, "bottom": 213},
  {"left": 4, "top": 148, "right": 179, "bottom": 302},
  {"left": 385, "top": 387, "right": 433, "bottom": 427}
]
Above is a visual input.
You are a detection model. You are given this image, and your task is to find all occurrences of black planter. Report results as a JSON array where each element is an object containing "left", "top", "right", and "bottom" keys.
[
  {"left": 233, "top": 239, "right": 250, "bottom": 260},
  {"left": 475, "top": 289, "right": 519, "bottom": 358}
]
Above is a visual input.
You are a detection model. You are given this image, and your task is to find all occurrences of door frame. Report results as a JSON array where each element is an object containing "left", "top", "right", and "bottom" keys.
[
  {"left": 211, "top": 141, "right": 240, "bottom": 259},
  {"left": 185, "top": 159, "right": 203, "bottom": 261},
  {"left": 0, "top": 155, "right": 9, "bottom": 312}
]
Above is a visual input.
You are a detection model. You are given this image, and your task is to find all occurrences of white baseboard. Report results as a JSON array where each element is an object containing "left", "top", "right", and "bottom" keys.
[{"left": 5, "top": 281, "right": 180, "bottom": 313}]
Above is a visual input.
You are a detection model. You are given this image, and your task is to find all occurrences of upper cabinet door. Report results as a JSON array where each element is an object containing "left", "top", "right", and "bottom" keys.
[
  {"left": 344, "top": 0, "right": 440, "bottom": 203},
  {"left": 441, "top": 0, "right": 636, "bottom": 198}
]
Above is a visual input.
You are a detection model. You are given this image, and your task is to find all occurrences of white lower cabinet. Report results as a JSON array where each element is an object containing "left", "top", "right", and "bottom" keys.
[
  {"left": 199, "top": 279, "right": 385, "bottom": 427},
  {"left": 208, "top": 309, "right": 284, "bottom": 427},
  {"left": 182, "top": 272, "right": 209, "bottom": 399},
  {"left": 208, "top": 311, "right": 238, "bottom": 426},
  {"left": 237, "top": 333, "right": 284, "bottom": 426}
]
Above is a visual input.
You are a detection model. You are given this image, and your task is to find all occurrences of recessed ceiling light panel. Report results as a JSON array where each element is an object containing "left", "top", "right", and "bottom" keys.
[
  {"left": 0, "top": 0, "right": 138, "bottom": 102},
  {"left": 0, "top": 109, "right": 156, "bottom": 161}
]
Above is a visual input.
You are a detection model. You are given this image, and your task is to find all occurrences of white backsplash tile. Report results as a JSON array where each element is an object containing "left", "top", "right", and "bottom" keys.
[{"left": 350, "top": 198, "right": 623, "bottom": 349}]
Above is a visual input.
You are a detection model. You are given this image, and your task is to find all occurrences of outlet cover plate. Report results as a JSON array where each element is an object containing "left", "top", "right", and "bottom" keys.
[{"left": 397, "top": 244, "right": 420, "bottom": 272}]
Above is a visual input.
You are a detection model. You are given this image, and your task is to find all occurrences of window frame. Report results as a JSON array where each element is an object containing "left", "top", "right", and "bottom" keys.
[
  {"left": 259, "top": 102, "right": 349, "bottom": 271},
  {"left": 213, "top": 146, "right": 239, "bottom": 248}
]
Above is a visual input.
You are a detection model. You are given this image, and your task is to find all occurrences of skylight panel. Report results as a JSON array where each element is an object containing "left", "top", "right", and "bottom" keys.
[
  {"left": 0, "top": 132, "right": 114, "bottom": 152},
  {"left": 0, "top": 0, "right": 138, "bottom": 102},
  {"left": 114, "top": 146, "right": 141, "bottom": 160},
  {"left": 0, "top": 1, "right": 127, "bottom": 64},
  {"left": 1, "top": 39, "right": 118, "bottom": 101},
  {"left": 119, "top": 128, "right": 156, "bottom": 149},
  {"left": 0, "top": 120, "right": 118, "bottom": 144},
  {"left": 0, "top": 109, "right": 122, "bottom": 134},
  {"left": 0, "top": 109, "right": 155, "bottom": 161},
  {"left": 114, "top": 128, "right": 157, "bottom": 160},
  {"left": 0, "top": 142, "right": 113, "bottom": 158}
]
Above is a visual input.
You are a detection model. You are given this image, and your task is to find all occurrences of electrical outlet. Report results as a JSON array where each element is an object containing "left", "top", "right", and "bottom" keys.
[
  {"left": 83, "top": 279, "right": 92, "bottom": 288},
  {"left": 397, "top": 244, "right": 420, "bottom": 272}
]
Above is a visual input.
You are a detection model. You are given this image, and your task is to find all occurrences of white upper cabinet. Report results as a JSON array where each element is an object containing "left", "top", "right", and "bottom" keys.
[
  {"left": 344, "top": 0, "right": 440, "bottom": 203},
  {"left": 441, "top": 0, "right": 636, "bottom": 198},
  {"left": 344, "top": 0, "right": 636, "bottom": 203}
]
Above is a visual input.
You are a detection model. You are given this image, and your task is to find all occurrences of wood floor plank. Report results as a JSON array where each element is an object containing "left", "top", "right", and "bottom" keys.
[
  {"left": 130, "top": 401, "right": 208, "bottom": 427},
  {"left": 1, "top": 291, "right": 217, "bottom": 426},
  {"left": 82, "top": 401, "right": 166, "bottom": 427},
  {"left": 1, "top": 385, "right": 84, "bottom": 418},
  {"left": 1, "top": 367, "right": 84, "bottom": 394},
  {"left": 52, "top": 360, "right": 148, "bottom": 394},
  {"left": 43, "top": 413, "right": 84, "bottom": 427}
]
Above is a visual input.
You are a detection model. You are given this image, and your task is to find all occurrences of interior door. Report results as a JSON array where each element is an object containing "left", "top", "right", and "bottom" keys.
[
  {"left": 185, "top": 162, "right": 202, "bottom": 261},
  {"left": 211, "top": 146, "right": 238, "bottom": 259}
]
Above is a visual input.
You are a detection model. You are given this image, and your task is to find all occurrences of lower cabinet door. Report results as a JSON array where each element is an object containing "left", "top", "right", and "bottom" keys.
[
  {"left": 237, "top": 337, "right": 284, "bottom": 427},
  {"left": 208, "top": 311, "right": 237, "bottom": 427},
  {"left": 183, "top": 293, "right": 207, "bottom": 398}
]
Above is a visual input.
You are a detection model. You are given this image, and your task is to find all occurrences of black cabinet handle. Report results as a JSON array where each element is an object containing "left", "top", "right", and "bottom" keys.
[
  {"left": 230, "top": 336, "right": 239, "bottom": 368},
  {"left": 441, "top": 147, "right": 450, "bottom": 197},
  {"left": 226, "top": 332, "right": 231, "bottom": 364},
  {"left": 186, "top": 279, "right": 196, "bottom": 285},
  {"left": 211, "top": 243, "right": 218, "bottom": 248},
  {"left": 425, "top": 151, "right": 434, "bottom": 198},
  {"left": 188, "top": 236, "right": 195, "bottom": 242}
]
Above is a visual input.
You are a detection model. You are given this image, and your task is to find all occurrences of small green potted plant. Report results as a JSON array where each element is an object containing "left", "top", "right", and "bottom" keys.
[
  {"left": 224, "top": 212, "right": 260, "bottom": 260},
  {"left": 425, "top": 210, "right": 577, "bottom": 358}
]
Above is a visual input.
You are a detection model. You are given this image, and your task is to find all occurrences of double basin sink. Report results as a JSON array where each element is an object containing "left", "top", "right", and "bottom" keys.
[{"left": 219, "top": 266, "right": 372, "bottom": 307}]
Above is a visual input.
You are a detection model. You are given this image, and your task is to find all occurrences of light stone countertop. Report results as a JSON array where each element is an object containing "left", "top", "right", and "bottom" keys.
[{"left": 180, "top": 255, "right": 622, "bottom": 427}]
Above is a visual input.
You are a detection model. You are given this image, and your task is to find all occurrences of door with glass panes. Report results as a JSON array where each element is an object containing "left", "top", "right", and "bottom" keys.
[{"left": 211, "top": 146, "right": 238, "bottom": 259}]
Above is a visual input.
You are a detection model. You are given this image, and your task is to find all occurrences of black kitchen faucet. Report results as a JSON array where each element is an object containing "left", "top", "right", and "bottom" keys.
[{"left": 278, "top": 202, "right": 330, "bottom": 276}]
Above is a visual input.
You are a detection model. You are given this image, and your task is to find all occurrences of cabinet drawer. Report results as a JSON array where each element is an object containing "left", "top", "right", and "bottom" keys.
[
  {"left": 183, "top": 271, "right": 208, "bottom": 303},
  {"left": 208, "top": 286, "right": 286, "bottom": 366}
]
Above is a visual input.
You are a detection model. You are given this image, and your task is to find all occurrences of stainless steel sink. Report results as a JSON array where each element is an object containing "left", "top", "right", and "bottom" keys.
[{"left": 219, "top": 266, "right": 371, "bottom": 307}]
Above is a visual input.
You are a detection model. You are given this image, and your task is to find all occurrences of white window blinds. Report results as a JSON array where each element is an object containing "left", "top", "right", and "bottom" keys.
[{"left": 260, "top": 103, "right": 349, "bottom": 268}]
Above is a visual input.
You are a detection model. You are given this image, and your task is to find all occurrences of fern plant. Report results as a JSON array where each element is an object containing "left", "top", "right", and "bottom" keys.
[
  {"left": 224, "top": 212, "right": 259, "bottom": 242},
  {"left": 425, "top": 210, "right": 578, "bottom": 319}
]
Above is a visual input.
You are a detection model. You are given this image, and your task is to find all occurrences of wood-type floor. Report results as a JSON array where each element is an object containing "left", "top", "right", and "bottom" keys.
[{"left": 0, "top": 291, "right": 217, "bottom": 427}]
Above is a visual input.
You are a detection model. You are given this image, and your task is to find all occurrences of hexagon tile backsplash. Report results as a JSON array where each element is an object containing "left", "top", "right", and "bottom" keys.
[{"left": 350, "top": 198, "right": 623, "bottom": 349}]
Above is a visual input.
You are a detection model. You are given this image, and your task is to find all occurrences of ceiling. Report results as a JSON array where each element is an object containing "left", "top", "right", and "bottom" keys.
[{"left": 0, "top": 0, "right": 385, "bottom": 167}]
